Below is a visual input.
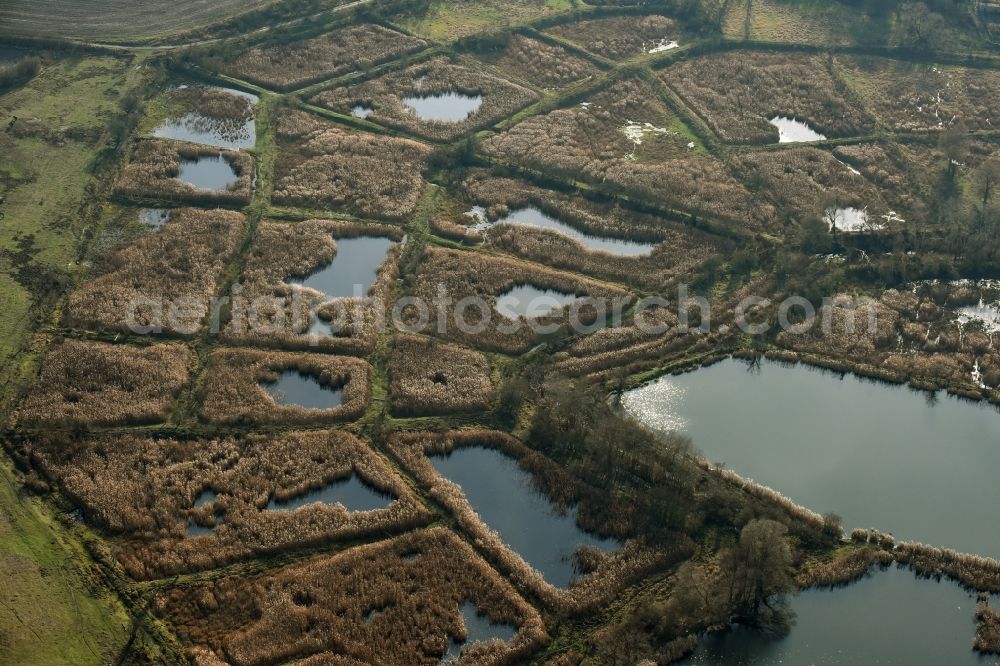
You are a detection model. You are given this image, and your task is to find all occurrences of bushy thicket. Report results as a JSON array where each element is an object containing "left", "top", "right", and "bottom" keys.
[{"left": 115, "top": 139, "right": 255, "bottom": 204}]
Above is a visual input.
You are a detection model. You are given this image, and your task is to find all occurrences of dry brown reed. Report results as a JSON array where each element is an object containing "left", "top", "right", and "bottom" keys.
[
  {"left": 312, "top": 56, "right": 538, "bottom": 141},
  {"left": 387, "top": 430, "right": 685, "bottom": 614},
  {"left": 547, "top": 14, "right": 680, "bottom": 60},
  {"left": 115, "top": 139, "right": 254, "bottom": 205},
  {"left": 482, "top": 77, "right": 773, "bottom": 230},
  {"left": 976, "top": 595, "right": 1000, "bottom": 655},
  {"left": 225, "top": 24, "right": 427, "bottom": 91},
  {"left": 476, "top": 34, "right": 599, "bottom": 89},
  {"left": 273, "top": 110, "right": 430, "bottom": 219},
  {"left": 165, "top": 86, "right": 256, "bottom": 144},
  {"left": 65, "top": 208, "right": 247, "bottom": 335},
  {"left": 154, "top": 527, "right": 548, "bottom": 665},
  {"left": 30, "top": 430, "right": 430, "bottom": 579},
  {"left": 665, "top": 51, "right": 874, "bottom": 144},
  {"left": 407, "top": 245, "right": 632, "bottom": 354},
  {"left": 223, "top": 218, "right": 404, "bottom": 355},
  {"left": 387, "top": 334, "right": 495, "bottom": 416},
  {"left": 794, "top": 547, "right": 894, "bottom": 589},
  {"left": 832, "top": 142, "right": 930, "bottom": 224},
  {"left": 199, "top": 348, "right": 372, "bottom": 425},
  {"left": 17, "top": 339, "right": 193, "bottom": 427},
  {"left": 894, "top": 542, "right": 1000, "bottom": 593},
  {"left": 836, "top": 56, "right": 1000, "bottom": 132}
]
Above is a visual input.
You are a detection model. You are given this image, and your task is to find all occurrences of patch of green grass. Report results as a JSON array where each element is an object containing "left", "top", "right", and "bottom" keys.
[
  {"left": 0, "top": 464, "right": 129, "bottom": 665},
  {"left": 399, "top": 0, "right": 574, "bottom": 42}
]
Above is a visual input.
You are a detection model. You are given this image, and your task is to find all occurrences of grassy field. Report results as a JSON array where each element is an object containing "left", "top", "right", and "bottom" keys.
[
  {"left": 0, "top": 0, "right": 277, "bottom": 42},
  {"left": 0, "top": 463, "right": 129, "bottom": 665}
]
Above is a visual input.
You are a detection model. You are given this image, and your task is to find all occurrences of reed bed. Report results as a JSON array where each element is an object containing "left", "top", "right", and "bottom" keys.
[
  {"left": 199, "top": 348, "right": 372, "bottom": 426},
  {"left": 272, "top": 110, "right": 430, "bottom": 220},
  {"left": 894, "top": 542, "right": 1000, "bottom": 593},
  {"left": 223, "top": 218, "right": 404, "bottom": 355},
  {"left": 735, "top": 147, "right": 888, "bottom": 224},
  {"left": 387, "top": 334, "right": 495, "bottom": 416},
  {"left": 832, "top": 142, "right": 930, "bottom": 224},
  {"left": 482, "top": 78, "right": 773, "bottom": 230},
  {"left": 408, "top": 245, "right": 632, "bottom": 354},
  {"left": 164, "top": 86, "right": 256, "bottom": 144},
  {"left": 546, "top": 14, "right": 680, "bottom": 60},
  {"left": 387, "top": 430, "right": 686, "bottom": 614},
  {"left": 225, "top": 24, "right": 427, "bottom": 91},
  {"left": 65, "top": 208, "right": 247, "bottom": 335},
  {"left": 17, "top": 339, "right": 193, "bottom": 427},
  {"left": 474, "top": 34, "right": 599, "bottom": 90},
  {"left": 664, "top": 51, "right": 874, "bottom": 144},
  {"left": 311, "top": 56, "right": 538, "bottom": 142},
  {"left": 154, "top": 528, "right": 548, "bottom": 665},
  {"left": 115, "top": 139, "right": 254, "bottom": 205},
  {"left": 794, "top": 547, "right": 894, "bottom": 589},
  {"left": 836, "top": 56, "right": 1000, "bottom": 132},
  {"left": 30, "top": 430, "right": 429, "bottom": 579},
  {"left": 976, "top": 595, "right": 1000, "bottom": 655}
]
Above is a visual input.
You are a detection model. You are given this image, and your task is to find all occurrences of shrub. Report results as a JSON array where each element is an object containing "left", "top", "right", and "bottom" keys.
[
  {"left": 153, "top": 528, "right": 549, "bottom": 665},
  {"left": 199, "top": 348, "right": 372, "bottom": 425},
  {"left": 225, "top": 23, "right": 427, "bottom": 91},
  {"left": 272, "top": 109, "right": 430, "bottom": 219},
  {"left": 65, "top": 208, "right": 247, "bottom": 335},
  {"left": 547, "top": 15, "right": 681, "bottom": 60},
  {"left": 115, "top": 138, "right": 254, "bottom": 205},
  {"left": 30, "top": 430, "right": 430, "bottom": 579},
  {"left": 312, "top": 56, "right": 539, "bottom": 141},
  {"left": 387, "top": 334, "right": 495, "bottom": 416},
  {"left": 17, "top": 339, "right": 193, "bottom": 427}
]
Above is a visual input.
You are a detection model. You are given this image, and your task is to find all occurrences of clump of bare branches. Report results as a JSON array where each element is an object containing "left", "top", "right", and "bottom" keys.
[
  {"left": 65, "top": 208, "right": 247, "bottom": 335},
  {"left": 115, "top": 139, "right": 254, "bottom": 204},
  {"left": 388, "top": 431, "right": 685, "bottom": 613},
  {"left": 312, "top": 56, "right": 538, "bottom": 141},
  {"left": 665, "top": 51, "right": 874, "bottom": 143},
  {"left": 547, "top": 14, "right": 680, "bottom": 60},
  {"left": 387, "top": 334, "right": 495, "bottom": 416},
  {"left": 153, "top": 528, "right": 548, "bottom": 665},
  {"left": 199, "top": 348, "right": 372, "bottom": 425},
  {"left": 225, "top": 24, "right": 427, "bottom": 91},
  {"left": 273, "top": 110, "right": 430, "bottom": 219},
  {"left": 17, "top": 339, "right": 193, "bottom": 427},
  {"left": 29, "top": 430, "right": 430, "bottom": 579},
  {"left": 223, "top": 218, "right": 404, "bottom": 354}
]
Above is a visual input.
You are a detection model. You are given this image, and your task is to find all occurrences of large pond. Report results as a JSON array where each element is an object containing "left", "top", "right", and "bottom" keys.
[
  {"left": 175, "top": 154, "right": 239, "bottom": 191},
  {"left": 496, "top": 285, "right": 581, "bottom": 320},
  {"left": 444, "top": 601, "right": 517, "bottom": 663},
  {"left": 770, "top": 116, "right": 827, "bottom": 143},
  {"left": 622, "top": 358, "right": 1000, "bottom": 557},
  {"left": 470, "top": 206, "right": 655, "bottom": 257},
  {"left": 261, "top": 371, "right": 344, "bottom": 409},
  {"left": 686, "top": 566, "right": 996, "bottom": 665},
  {"left": 403, "top": 92, "right": 483, "bottom": 122},
  {"left": 153, "top": 87, "right": 257, "bottom": 149},
  {"left": 291, "top": 236, "right": 394, "bottom": 300},
  {"left": 429, "top": 446, "right": 620, "bottom": 588},
  {"left": 266, "top": 476, "right": 392, "bottom": 513}
]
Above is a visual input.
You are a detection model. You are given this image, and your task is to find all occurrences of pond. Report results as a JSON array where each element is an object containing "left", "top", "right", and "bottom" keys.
[
  {"left": 443, "top": 601, "right": 518, "bottom": 663},
  {"left": 261, "top": 371, "right": 344, "bottom": 410},
  {"left": 139, "top": 208, "right": 172, "bottom": 228},
  {"left": 403, "top": 92, "right": 483, "bottom": 122},
  {"left": 351, "top": 104, "right": 374, "bottom": 119},
  {"left": 648, "top": 39, "right": 680, "bottom": 53},
  {"left": 266, "top": 475, "right": 393, "bottom": 513},
  {"left": 188, "top": 489, "right": 220, "bottom": 536},
  {"left": 770, "top": 116, "right": 827, "bottom": 143},
  {"left": 291, "top": 236, "right": 394, "bottom": 300},
  {"left": 175, "top": 154, "right": 239, "bottom": 191},
  {"left": 958, "top": 301, "right": 1000, "bottom": 334},
  {"left": 686, "top": 566, "right": 997, "bottom": 665},
  {"left": 429, "top": 446, "right": 621, "bottom": 588},
  {"left": 621, "top": 358, "right": 1000, "bottom": 557},
  {"left": 153, "top": 87, "right": 257, "bottom": 150},
  {"left": 496, "top": 285, "right": 582, "bottom": 320},
  {"left": 826, "top": 206, "right": 870, "bottom": 232},
  {"left": 473, "top": 206, "right": 656, "bottom": 257}
]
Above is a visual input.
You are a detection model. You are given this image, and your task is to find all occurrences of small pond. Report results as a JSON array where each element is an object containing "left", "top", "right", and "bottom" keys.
[
  {"left": 826, "top": 206, "right": 870, "bottom": 232},
  {"left": 266, "top": 475, "right": 392, "bottom": 513},
  {"left": 496, "top": 285, "right": 582, "bottom": 320},
  {"left": 687, "top": 566, "right": 996, "bottom": 665},
  {"left": 648, "top": 39, "right": 680, "bottom": 53},
  {"left": 188, "top": 489, "right": 220, "bottom": 536},
  {"left": 403, "top": 92, "right": 483, "bottom": 122},
  {"left": 261, "top": 371, "right": 344, "bottom": 410},
  {"left": 429, "top": 446, "right": 620, "bottom": 588},
  {"left": 153, "top": 87, "right": 256, "bottom": 149},
  {"left": 770, "top": 116, "right": 827, "bottom": 143},
  {"left": 473, "top": 206, "right": 655, "bottom": 257},
  {"left": 351, "top": 104, "right": 374, "bottom": 119},
  {"left": 291, "top": 236, "right": 394, "bottom": 300},
  {"left": 622, "top": 358, "right": 1000, "bottom": 557},
  {"left": 139, "top": 208, "right": 172, "bottom": 228},
  {"left": 443, "top": 601, "right": 518, "bottom": 663},
  {"left": 175, "top": 154, "right": 239, "bottom": 191},
  {"left": 958, "top": 301, "right": 1000, "bottom": 334}
]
